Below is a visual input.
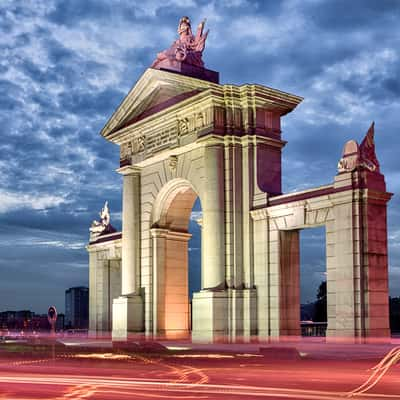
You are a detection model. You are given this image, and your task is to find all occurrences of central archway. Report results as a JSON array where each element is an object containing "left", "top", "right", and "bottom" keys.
[{"left": 151, "top": 179, "right": 201, "bottom": 339}]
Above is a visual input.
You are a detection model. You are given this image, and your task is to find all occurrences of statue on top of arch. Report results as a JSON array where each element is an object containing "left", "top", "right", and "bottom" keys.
[{"left": 151, "top": 16, "right": 209, "bottom": 69}]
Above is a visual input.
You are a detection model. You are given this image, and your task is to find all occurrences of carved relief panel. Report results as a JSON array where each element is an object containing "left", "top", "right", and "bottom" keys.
[{"left": 119, "top": 106, "right": 213, "bottom": 166}]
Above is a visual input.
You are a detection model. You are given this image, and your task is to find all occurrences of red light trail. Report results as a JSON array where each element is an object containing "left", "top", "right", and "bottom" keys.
[{"left": 0, "top": 342, "right": 399, "bottom": 399}]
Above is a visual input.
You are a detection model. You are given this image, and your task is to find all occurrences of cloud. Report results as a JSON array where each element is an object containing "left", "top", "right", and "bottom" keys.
[
  {"left": 0, "top": 191, "right": 68, "bottom": 213},
  {"left": 322, "top": 49, "right": 397, "bottom": 83},
  {"left": 0, "top": 237, "right": 85, "bottom": 250},
  {"left": 229, "top": 6, "right": 305, "bottom": 53},
  {"left": 190, "top": 211, "right": 203, "bottom": 221},
  {"left": 300, "top": 48, "right": 399, "bottom": 125},
  {"left": 389, "top": 229, "right": 400, "bottom": 242}
]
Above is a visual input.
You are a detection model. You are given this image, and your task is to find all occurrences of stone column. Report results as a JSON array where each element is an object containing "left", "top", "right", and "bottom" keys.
[
  {"left": 121, "top": 166, "right": 141, "bottom": 295},
  {"left": 112, "top": 165, "right": 143, "bottom": 340},
  {"left": 192, "top": 139, "right": 228, "bottom": 343},
  {"left": 202, "top": 141, "right": 225, "bottom": 289}
]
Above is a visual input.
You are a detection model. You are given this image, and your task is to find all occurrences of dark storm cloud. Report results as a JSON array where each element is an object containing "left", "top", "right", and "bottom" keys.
[{"left": 1, "top": 0, "right": 399, "bottom": 311}]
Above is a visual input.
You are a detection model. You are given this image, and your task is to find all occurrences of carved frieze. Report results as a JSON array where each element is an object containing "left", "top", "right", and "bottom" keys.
[
  {"left": 132, "top": 134, "right": 145, "bottom": 153},
  {"left": 177, "top": 110, "right": 207, "bottom": 138},
  {"left": 147, "top": 125, "right": 178, "bottom": 153},
  {"left": 177, "top": 117, "right": 190, "bottom": 137},
  {"left": 120, "top": 134, "right": 146, "bottom": 163},
  {"left": 168, "top": 155, "right": 178, "bottom": 172},
  {"left": 120, "top": 142, "right": 131, "bottom": 160},
  {"left": 196, "top": 112, "right": 205, "bottom": 129},
  {"left": 119, "top": 108, "right": 212, "bottom": 165}
]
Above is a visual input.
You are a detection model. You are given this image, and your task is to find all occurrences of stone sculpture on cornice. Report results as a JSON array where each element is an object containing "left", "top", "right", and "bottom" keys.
[
  {"left": 337, "top": 122, "right": 380, "bottom": 173},
  {"left": 90, "top": 201, "right": 116, "bottom": 240},
  {"left": 151, "top": 16, "right": 209, "bottom": 68},
  {"left": 358, "top": 121, "right": 379, "bottom": 172}
]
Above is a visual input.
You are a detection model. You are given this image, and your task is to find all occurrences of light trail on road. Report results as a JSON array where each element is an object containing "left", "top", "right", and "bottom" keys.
[
  {"left": 347, "top": 346, "right": 400, "bottom": 397},
  {"left": 0, "top": 373, "right": 398, "bottom": 400},
  {"left": 1, "top": 340, "right": 400, "bottom": 399}
]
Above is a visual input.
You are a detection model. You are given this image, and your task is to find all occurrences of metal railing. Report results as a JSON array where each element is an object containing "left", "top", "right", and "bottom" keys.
[{"left": 300, "top": 321, "right": 327, "bottom": 337}]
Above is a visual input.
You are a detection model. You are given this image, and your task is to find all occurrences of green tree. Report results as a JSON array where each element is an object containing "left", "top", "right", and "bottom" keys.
[
  {"left": 389, "top": 297, "right": 400, "bottom": 333},
  {"left": 313, "top": 281, "right": 327, "bottom": 322}
]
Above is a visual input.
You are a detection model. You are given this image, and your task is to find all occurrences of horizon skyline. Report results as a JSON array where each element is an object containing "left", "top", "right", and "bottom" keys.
[{"left": 1, "top": 0, "right": 399, "bottom": 313}]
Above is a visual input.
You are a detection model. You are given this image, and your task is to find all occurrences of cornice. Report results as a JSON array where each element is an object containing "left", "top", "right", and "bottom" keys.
[
  {"left": 102, "top": 69, "right": 303, "bottom": 143},
  {"left": 116, "top": 165, "right": 142, "bottom": 176}
]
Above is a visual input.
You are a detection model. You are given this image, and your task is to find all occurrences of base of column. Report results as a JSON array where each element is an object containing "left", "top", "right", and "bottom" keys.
[
  {"left": 112, "top": 295, "right": 144, "bottom": 341},
  {"left": 88, "top": 330, "right": 97, "bottom": 338},
  {"left": 156, "top": 329, "right": 190, "bottom": 340},
  {"left": 192, "top": 289, "right": 229, "bottom": 343},
  {"left": 227, "top": 288, "right": 257, "bottom": 342},
  {"left": 326, "top": 328, "right": 391, "bottom": 344}
]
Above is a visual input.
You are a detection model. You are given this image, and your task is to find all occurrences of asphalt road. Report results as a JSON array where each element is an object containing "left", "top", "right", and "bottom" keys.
[{"left": 0, "top": 343, "right": 399, "bottom": 399}]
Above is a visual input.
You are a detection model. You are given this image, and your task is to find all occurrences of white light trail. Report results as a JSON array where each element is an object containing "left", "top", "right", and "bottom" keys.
[{"left": 0, "top": 374, "right": 398, "bottom": 399}]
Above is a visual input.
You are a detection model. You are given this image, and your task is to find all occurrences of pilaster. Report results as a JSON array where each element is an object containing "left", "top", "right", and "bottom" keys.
[
  {"left": 279, "top": 230, "right": 300, "bottom": 337},
  {"left": 151, "top": 229, "right": 192, "bottom": 339},
  {"left": 87, "top": 239, "right": 122, "bottom": 337},
  {"left": 250, "top": 209, "right": 270, "bottom": 340}
]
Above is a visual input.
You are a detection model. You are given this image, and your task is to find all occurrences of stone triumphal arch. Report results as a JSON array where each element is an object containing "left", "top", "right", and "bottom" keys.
[{"left": 88, "top": 17, "right": 392, "bottom": 342}]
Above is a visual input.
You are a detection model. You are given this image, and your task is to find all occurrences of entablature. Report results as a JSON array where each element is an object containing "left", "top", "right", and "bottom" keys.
[
  {"left": 100, "top": 69, "right": 302, "bottom": 167},
  {"left": 87, "top": 234, "right": 122, "bottom": 261}
]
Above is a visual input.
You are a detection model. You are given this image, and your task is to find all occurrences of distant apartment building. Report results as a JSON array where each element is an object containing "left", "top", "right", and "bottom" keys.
[
  {"left": 0, "top": 310, "right": 64, "bottom": 332},
  {"left": 56, "top": 313, "right": 65, "bottom": 331},
  {"left": 65, "top": 286, "right": 89, "bottom": 329},
  {"left": 0, "top": 311, "right": 31, "bottom": 330}
]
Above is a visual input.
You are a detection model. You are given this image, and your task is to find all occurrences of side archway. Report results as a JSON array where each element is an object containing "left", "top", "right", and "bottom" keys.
[
  {"left": 150, "top": 179, "right": 201, "bottom": 338},
  {"left": 152, "top": 178, "right": 199, "bottom": 232}
]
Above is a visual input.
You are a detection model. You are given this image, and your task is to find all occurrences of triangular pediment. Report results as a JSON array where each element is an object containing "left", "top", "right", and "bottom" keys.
[{"left": 101, "top": 68, "right": 218, "bottom": 139}]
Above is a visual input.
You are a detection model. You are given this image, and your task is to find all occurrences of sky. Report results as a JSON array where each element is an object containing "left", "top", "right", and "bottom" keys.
[{"left": 1, "top": 0, "right": 399, "bottom": 313}]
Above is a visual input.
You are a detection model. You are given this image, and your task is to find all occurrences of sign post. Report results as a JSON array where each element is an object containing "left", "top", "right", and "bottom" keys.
[{"left": 47, "top": 306, "right": 57, "bottom": 336}]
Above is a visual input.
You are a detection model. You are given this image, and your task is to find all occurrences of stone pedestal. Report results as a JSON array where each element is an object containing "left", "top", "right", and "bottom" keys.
[
  {"left": 192, "top": 290, "right": 229, "bottom": 343},
  {"left": 153, "top": 62, "right": 219, "bottom": 84},
  {"left": 112, "top": 295, "right": 144, "bottom": 341}
]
